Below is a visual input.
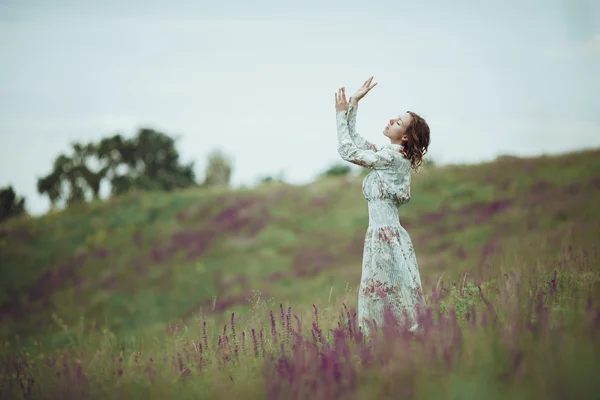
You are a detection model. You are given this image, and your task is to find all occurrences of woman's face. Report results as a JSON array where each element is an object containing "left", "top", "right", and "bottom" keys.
[{"left": 383, "top": 112, "right": 412, "bottom": 144}]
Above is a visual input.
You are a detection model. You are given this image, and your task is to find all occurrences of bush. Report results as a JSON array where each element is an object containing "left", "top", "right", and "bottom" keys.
[
  {"left": 0, "top": 186, "right": 26, "bottom": 222},
  {"left": 321, "top": 164, "right": 352, "bottom": 177},
  {"left": 203, "top": 150, "right": 233, "bottom": 187}
]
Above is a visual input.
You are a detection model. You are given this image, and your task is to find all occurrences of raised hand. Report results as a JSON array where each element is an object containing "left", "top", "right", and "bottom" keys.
[
  {"left": 335, "top": 87, "right": 349, "bottom": 112},
  {"left": 349, "top": 76, "right": 378, "bottom": 104}
]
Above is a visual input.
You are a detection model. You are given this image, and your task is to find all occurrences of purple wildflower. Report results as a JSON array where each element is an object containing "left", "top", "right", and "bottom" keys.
[{"left": 252, "top": 328, "right": 259, "bottom": 357}]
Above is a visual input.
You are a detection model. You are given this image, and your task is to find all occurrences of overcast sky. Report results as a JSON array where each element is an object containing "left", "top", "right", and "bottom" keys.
[{"left": 1, "top": 0, "right": 599, "bottom": 215}]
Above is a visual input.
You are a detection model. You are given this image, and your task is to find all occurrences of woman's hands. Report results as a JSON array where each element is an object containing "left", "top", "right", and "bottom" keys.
[
  {"left": 350, "top": 76, "right": 377, "bottom": 104},
  {"left": 335, "top": 76, "right": 378, "bottom": 112},
  {"left": 335, "top": 87, "right": 349, "bottom": 112}
]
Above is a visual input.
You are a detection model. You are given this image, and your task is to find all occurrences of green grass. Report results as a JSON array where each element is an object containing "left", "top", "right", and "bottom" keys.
[{"left": 0, "top": 148, "right": 599, "bottom": 398}]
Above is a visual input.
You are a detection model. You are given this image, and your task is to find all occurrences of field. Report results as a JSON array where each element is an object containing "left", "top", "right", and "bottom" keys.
[{"left": 1, "top": 148, "right": 599, "bottom": 399}]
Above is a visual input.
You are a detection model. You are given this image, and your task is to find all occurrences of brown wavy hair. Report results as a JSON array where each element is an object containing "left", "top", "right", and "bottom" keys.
[{"left": 400, "top": 111, "right": 430, "bottom": 172}]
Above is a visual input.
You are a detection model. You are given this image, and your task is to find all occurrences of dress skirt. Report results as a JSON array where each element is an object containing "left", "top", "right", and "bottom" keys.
[{"left": 357, "top": 197, "right": 425, "bottom": 336}]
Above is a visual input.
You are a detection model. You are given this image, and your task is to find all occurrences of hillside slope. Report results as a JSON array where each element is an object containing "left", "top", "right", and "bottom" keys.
[{"left": 1, "top": 148, "right": 599, "bottom": 341}]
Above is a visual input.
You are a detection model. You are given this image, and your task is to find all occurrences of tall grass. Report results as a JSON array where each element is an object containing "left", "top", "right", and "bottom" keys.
[{"left": 2, "top": 245, "right": 598, "bottom": 399}]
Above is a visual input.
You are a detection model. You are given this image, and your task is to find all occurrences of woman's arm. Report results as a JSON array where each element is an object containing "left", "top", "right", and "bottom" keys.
[
  {"left": 336, "top": 108, "right": 395, "bottom": 170},
  {"left": 346, "top": 101, "right": 376, "bottom": 151}
]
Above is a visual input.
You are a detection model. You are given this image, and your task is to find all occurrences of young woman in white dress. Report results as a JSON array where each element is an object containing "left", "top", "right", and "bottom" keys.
[{"left": 334, "top": 76, "right": 431, "bottom": 336}]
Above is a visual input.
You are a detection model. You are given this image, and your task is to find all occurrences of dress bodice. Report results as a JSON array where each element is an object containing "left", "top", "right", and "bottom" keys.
[
  {"left": 335, "top": 101, "right": 412, "bottom": 225},
  {"left": 362, "top": 170, "right": 408, "bottom": 228},
  {"left": 361, "top": 168, "right": 411, "bottom": 206}
]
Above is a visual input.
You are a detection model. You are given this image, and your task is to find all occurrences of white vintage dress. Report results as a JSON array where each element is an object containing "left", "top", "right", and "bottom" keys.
[{"left": 336, "top": 103, "right": 425, "bottom": 336}]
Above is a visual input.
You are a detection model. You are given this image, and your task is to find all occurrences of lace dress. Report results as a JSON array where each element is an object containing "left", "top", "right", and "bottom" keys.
[{"left": 336, "top": 103, "right": 425, "bottom": 336}]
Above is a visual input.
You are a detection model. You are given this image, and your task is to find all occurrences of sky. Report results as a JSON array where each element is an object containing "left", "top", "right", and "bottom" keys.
[{"left": 1, "top": 0, "right": 599, "bottom": 215}]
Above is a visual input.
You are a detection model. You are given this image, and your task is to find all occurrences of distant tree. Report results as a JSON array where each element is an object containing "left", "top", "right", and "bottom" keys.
[
  {"left": 96, "top": 129, "right": 196, "bottom": 195},
  {"left": 258, "top": 175, "right": 283, "bottom": 185},
  {"left": 37, "top": 128, "right": 197, "bottom": 208},
  {"left": 203, "top": 149, "right": 232, "bottom": 187},
  {"left": 0, "top": 186, "right": 26, "bottom": 222},
  {"left": 320, "top": 163, "right": 352, "bottom": 177},
  {"left": 36, "top": 161, "right": 64, "bottom": 208},
  {"left": 259, "top": 176, "right": 277, "bottom": 184},
  {"left": 37, "top": 142, "right": 111, "bottom": 207},
  {"left": 257, "top": 169, "right": 285, "bottom": 186},
  {"left": 72, "top": 142, "right": 109, "bottom": 199}
]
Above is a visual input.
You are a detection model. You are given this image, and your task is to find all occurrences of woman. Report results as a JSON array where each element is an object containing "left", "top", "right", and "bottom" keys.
[{"left": 334, "top": 76, "right": 430, "bottom": 336}]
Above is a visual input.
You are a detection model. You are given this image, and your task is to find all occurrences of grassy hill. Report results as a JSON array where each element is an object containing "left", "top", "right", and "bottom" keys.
[
  {"left": 1, "top": 148, "right": 599, "bottom": 399},
  {"left": 1, "top": 148, "right": 599, "bottom": 340}
]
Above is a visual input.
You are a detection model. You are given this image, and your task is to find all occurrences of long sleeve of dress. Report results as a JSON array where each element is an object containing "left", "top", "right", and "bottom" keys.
[
  {"left": 336, "top": 109, "right": 396, "bottom": 170},
  {"left": 347, "top": 103, "right": 376, "bottom": 151}
]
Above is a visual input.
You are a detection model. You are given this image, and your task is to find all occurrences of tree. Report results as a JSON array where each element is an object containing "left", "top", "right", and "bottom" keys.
[
  {"left": 203, "top": 149, "right": 232, "bottom": 187},
  {"left": 320, "top": 163, "right": 352, "bottom": 177},
  {"left": 0, "top": 186, "right": 26, "bottom": 222},
  {"left": 37, "top": 143, "right": 107, "bottom": 207},
  {"left": 37, "top": 128, "right": 197, "bottom": 208},
  {"left": 97, "top": 129, "right": 196, "bottom": 195}
]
